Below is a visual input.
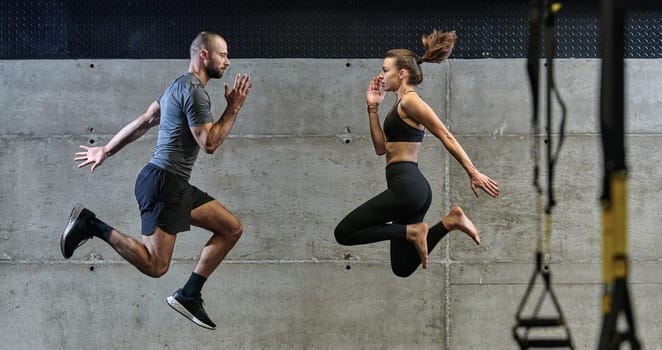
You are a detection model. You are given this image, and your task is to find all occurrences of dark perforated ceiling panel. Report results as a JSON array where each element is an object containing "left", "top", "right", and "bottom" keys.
[{"left": 1, "top": 0, "right": 660, "bottom": 59}]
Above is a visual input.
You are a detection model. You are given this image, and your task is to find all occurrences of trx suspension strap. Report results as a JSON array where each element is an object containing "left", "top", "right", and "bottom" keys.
[
  {"left": 512, "top": 1, "right": 574, "bottom": 348},
  {"left": 597, "top": 0, "right": 641, "bottom": 348}
]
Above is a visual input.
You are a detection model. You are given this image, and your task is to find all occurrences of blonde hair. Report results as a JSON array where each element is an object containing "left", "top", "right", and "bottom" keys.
[{"left": 385, "top": 30, "right": 457, "bottom": 85}]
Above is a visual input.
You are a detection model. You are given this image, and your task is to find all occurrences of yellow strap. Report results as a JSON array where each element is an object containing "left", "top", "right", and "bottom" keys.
[
  {"left": 611, "top": 172, "right": 628, "bottom": 272},
  {"left": 536, "top": 192, "right": 544, "bottom": 253},
  {"left": 545, "top": 211, "right": 552, "bottom": 261},
  {"left": 602, "top": 171, "right": 629, "bottom": 314}
]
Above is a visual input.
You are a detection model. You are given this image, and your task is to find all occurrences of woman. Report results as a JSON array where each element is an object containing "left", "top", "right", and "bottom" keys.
[{"left": 334, "top": 30, "right": 499, "bottom": 277}]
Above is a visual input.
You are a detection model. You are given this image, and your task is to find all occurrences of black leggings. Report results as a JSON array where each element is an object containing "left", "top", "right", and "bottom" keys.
[{"left": 334, "top": 161, "right": 449, "bottom": 277}]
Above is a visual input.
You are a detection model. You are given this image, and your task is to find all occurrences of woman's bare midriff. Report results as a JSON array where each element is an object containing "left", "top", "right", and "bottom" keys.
[{"left": 385, "top": 142, "right": 422, "bottom": 165}]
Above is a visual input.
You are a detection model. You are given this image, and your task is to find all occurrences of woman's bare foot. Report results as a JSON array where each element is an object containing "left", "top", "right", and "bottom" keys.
[
  {"left": 406, "top": 222, "right": 429, "bottom": 269},
  {"left": 441, "top": 206, "right": 480, "bottom": 245}
]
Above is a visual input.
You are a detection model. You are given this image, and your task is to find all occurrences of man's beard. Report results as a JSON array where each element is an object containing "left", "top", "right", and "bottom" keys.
[{"left": 205, "top": 63, "right": 224, "bottom": 79}]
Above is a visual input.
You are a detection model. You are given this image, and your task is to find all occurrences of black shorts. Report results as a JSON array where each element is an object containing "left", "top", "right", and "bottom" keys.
[{"left": 134, "top": 163, "right": 214, "bottom": 235}]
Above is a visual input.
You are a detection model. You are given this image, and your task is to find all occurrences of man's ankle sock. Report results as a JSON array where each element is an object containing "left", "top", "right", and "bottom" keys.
[
  {"left": 87, "top": 215, "right": 113, "bottom": 242},
  {"left": 182, "top": 272, "right": 207, "bottom": 298}
]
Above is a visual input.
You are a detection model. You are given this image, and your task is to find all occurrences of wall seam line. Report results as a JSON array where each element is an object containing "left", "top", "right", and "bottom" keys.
[{"left": 443, "top": 59, "right": 453, "bottom": 350}]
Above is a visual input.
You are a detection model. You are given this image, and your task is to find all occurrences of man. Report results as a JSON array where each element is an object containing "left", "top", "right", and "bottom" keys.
[{"left": 60, "top": 32, "right": 252, "bottom": 330}]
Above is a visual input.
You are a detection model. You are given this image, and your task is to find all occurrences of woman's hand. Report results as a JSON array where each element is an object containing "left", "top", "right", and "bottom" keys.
[
  {"left": 366, "top": 76, "right": 385, "bottom": 106},
  {"left": 470, "top": 171, "right": 500, "bottom": 198}
]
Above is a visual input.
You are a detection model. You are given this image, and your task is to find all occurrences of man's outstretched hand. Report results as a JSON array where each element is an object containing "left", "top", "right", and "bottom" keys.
[{"left": 75, "top": 145, "right": 107, "bottom": 172}]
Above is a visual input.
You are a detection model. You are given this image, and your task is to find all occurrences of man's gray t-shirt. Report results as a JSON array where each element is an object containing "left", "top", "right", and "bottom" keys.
[{"left": 149, "top": 73, "right": 213, "bottom": 181}]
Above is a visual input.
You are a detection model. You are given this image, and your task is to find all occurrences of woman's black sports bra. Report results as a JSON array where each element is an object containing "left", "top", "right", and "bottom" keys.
[{"left": 383, "top": 94, "right": 424, "bottom": 143}]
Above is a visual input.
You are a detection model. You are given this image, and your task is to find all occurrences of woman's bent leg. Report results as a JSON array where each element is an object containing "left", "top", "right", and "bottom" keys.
[{"left": 334, "top": 188, "right": 408, "bottom": 245}]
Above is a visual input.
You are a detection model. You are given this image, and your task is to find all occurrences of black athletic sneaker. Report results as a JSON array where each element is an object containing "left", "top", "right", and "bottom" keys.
[
  {"left": 60, "top": 204, "right": 95, "bottom": 259},
  {"left": 167, "top": 289, "right": 216, "bottom": 330}
]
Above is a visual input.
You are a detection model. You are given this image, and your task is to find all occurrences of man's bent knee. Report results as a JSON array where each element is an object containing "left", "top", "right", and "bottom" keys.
[
  {"left": 146, "top": 265, "right": 169, "bottom": 278},
  {"left": 143, "top": 259, "right": 170, "bottom": 278},
  {"left": 225, "top": 222, "right": 243, "bottom": 242}
]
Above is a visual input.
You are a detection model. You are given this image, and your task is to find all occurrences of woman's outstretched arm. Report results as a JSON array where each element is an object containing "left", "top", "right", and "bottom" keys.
[{"left": 401, "top": 94, "right": 500, "bottom": 197}]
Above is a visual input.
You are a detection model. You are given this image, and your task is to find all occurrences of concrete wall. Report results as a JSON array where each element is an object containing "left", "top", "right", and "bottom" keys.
[{"left": 1, "top": 58, "right": 660, "bottom": 349}]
